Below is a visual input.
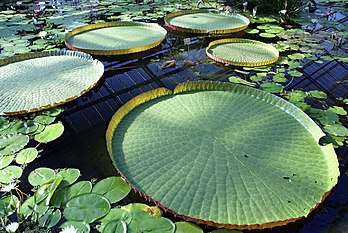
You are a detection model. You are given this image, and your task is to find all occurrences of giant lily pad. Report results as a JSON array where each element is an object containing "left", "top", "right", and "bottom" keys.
[
  {"left": 164, "top": 10, "right": 249, "bottom": 34},
  {"left": 65, "top": 22, "right": 167, "bottom": 55},
  {"left": 206, "top": 39, "right": 279, "bottom": 67},
  {"left": 106, "top": 81, "right": 339, "bottom": 229},
  {"left": 0, "top": 51, "right": 104, "bottom": 116}
]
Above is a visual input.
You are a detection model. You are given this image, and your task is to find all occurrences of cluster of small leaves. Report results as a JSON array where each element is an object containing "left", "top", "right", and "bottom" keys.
[
  {"left": 0, "top": 107, "right": 63, "bottom": 186},
  {"left": 229, "top": 50, "right": 348, "bottom": 149},
  {"left": 1, "top": 164, "right": 237, "bottom": 233}
]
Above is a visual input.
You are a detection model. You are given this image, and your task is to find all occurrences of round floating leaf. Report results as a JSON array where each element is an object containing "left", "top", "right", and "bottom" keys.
[
  {"left": 35, "top": 177, "right": 63, "bottom": 205},
  {"left": 174, "top": 222, "right": 203, "bottom": 233},
  {"left": 259, "top": 32, "right": 277, "bottom": 38},
  {"left": 206, "top": 39, "right": 279, "bottom": 67},
  {"left": 0, "top": 166, "right": 22, "bottom": 184},
  {"left": 0, "top": 195, "right": 19, "bottom": 217},
  {"left": 57, "top": 168, "right": 80, "bottom": 187},
  {"left": 38, "top": 208, "right": 61, "bottom": 228},
  {"left": 288, "top": 70, "right": 303, "bottom": 77},
  {"left": 15, "top": 147, "right": 38, "bottom": 164},
  {"left": 245, "top": 28, "right": 259, "bottom": 34},
  {"left": 60, "top": 221, "right": 90, "bottom": 233},
  {"left": 51, "top": 181, "right": 92, "bottom": 208},
  {"left": 0, "top": 154, "right": 14, "bottom": 169},
  {"left": 260, "top": 82, "right": 284, "bottom": 93},
  {"left": 17, "top": 120, "right": 39, "bottom": 134},
  {"left": 128, "top": 213, "right": 175, "bottom": 233},
  {"left": 103, "top": 220, "right": 127, "bottom": 233},
  {"left": 0, "top": 134, "right": 29, "bottom": 156},
  {"left": 65, "top": 22, "right": 167, "bottom": 55},
  {"left": 19, "top": 196, "right": 49, "bottom": 220},
  {"left": 0, "top": 51, "right": 104, "bottom": 116},
  {"left": 34, "top": 115, "right": 56, "bottom": 125},
  {"left": 97, "top": 208, "right": 133, "bottom": 232},
  {"left": 42, "top": 107, "right": 63, "bottom": 116},
  {"left": 28, "top": 167, "right": 56, "bottom": 187},
  {"left": 92, "top": 176, "right": 131, "bottom": 204},
  {"left": 164, "top": 10, "right": 249, "bottom": 34},
  {"left": 106, "top": 81, "right": 339, "bottom": 229},
  {"left": 34, "top": 122, "right": 64, "bottom": 143},
  {"left": 64, "top": 193, "right": 111, "bottom": 223}
]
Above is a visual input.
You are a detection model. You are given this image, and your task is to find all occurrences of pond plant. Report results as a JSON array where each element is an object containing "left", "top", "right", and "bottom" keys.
[{"left": 0, "top": 0, "right": 347, "bottom": 232}]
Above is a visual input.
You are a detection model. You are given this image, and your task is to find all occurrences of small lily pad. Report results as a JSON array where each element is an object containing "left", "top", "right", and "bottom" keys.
[
  {"left": 64, "top": 193, "right": 111, "bottom": 223},
  {"left": 92, "top": 176, "right": 131, "bottom": 204},
  {"left": 0, "top": 154, "right": 14, "bottom": 169},
  {"left": 28, "top": 167, "right": 56, "bottom": 186},
  {"left": 260, "top": 82, "right": 283, "bottom": 93},
  {"left": 174, "top": 222, "right": 203, "bottom": 233},
  {"left": 34, "top": 122, "right": 64, "bottom": 143},
  {"left": 259, "top": 32, "right": 276, "bottom": 38},
  {"left": 34, "top": 115, "right": 56, "bottom": 125},
  {"left": 0, "top": 166, "right": 22, "bottom": 184},
  {"left": 103, "top": 220, "right": 127, "bottom": 233},
  {"left": 15, "top": 147, "right": 38, "bottom": 164},
  {"left": 0, "top": 134, "right": 29, "bottom": 156},
  {"left": 57, "top": 168, "right": 80, "bottom": 187}
]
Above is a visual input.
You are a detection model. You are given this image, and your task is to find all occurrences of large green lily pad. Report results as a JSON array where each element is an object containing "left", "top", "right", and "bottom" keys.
[
  {"left": 164, "top": 10, "right": 249, "bottom": 34},
  {"left": 206, "top": 39, "right": 279, "bottom": 67},
  {"left": 65, "top": 22, "right": 167, "bottom": 55},
  {"left": 106, "top": 81, "right": 339, "bottom": 229},
  {"left": 0, "top": 51, "right": 104, "bottom": 116}
]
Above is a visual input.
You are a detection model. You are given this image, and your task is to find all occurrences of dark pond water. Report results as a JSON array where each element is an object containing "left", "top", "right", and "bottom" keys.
[{"left": 2, "top": 0, "right": 348, "bottom": 232}]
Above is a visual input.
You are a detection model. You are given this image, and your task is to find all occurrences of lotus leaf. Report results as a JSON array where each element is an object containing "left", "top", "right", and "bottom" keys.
[
  {"left": 65, "top": 22, "right": 167, "bottom": 55},
  {"left": 0, "top": 134, "right": 29, "bottom": 156},
  {"left": 60, "top": 221, "right": 90, "bottom": 233},
  {"left": 206, "top": 39, "right": 279, "bottom": 67},
  {"left": 64, "top": 193, "right": 111, "bottom": 223},
  {"left": 28, "top": 167, "right": 56, "bottom": 186},
  {"left": 92, "top": 176, "right": 131, "bottom": 204},
  {"left": 106, "top": 81, "right": 339, "bottom": 229},
  {"left": 174, "top": 222, "right": 203, "bottom": 233},
  {"left": 0, "top": 166, "right": 22, "bottom": 184},
  {"left": 0, "top": 51, "right": 104, "bottom": 116},
  {"left": 0, "top": 155, "right": 14, "bottom": 169},
  {"left": 164, "top": 10, "right": 249, "bottom": 34},
  {"left": 38, "top": 208, "right": 61, "bottom": 228},
  {"left": 103, "top": 220, "right": 127, "bottom": 233},
  {"left": 15, "top": 147, "right": 38, "bottom": 164},
  {"left": 34, "top": 122, "right": 64, "bottom": 143}
]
